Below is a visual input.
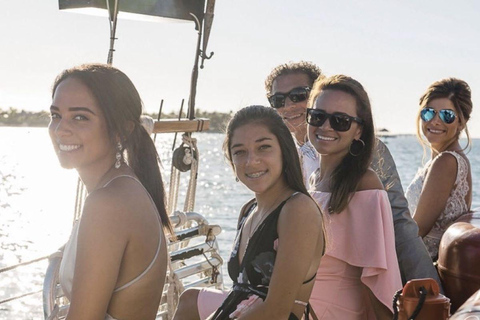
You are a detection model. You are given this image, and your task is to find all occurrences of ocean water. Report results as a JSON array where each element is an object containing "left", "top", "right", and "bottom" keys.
[{"left": 0, "top": 127, "right": 479, "bottom": 319}]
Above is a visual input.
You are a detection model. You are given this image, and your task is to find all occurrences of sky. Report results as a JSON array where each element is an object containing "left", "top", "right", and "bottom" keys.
[{"left": 1, "top": 0, "right": 480, "bottom": 137}]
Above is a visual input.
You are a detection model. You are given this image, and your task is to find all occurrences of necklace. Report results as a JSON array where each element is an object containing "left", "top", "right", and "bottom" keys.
[{"left": 244, "top": 189, "right": 289, "bottom": 240}]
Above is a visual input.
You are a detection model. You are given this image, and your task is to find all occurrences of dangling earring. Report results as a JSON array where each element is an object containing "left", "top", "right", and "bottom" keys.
[
  {"left": 349, "top": 139, "right": 365, "bottom": 157},
  {"left": 235, "top": 177, "right": 239, "bottom": 182},
  {"left": 115, "top": 142, "right": 123, "bottom": 169}
]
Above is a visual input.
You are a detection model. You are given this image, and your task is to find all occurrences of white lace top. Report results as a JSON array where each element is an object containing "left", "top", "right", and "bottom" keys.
[{"left": 405, "top": 151, "right": 469, "bottom": 260}]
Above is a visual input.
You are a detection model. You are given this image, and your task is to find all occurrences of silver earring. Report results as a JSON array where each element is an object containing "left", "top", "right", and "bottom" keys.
[
  {"left": 235, "top": 177, "right": 239, "bottom": 182},
  {"left": 115, "top": 142, "right": 123, "bottom": 169}
]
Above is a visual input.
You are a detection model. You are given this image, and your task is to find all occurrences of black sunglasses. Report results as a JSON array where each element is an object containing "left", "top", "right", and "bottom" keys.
[
  {"left": 306, "top": 108, "right": 364, "bottom": 132},
  {"left": 268, "top": 86, "right": 311, "bottom": 109},
  {"left": 420, "top": 107, "right": 456, "bottom": 124}
]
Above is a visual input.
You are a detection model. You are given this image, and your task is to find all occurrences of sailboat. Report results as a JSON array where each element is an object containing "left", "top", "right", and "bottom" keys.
[
  {"left": 1, "top": 1, "right": 223, "bottom": 319},
  {"left": 0, "top": 1, "right": 479, "bottom": 319}
]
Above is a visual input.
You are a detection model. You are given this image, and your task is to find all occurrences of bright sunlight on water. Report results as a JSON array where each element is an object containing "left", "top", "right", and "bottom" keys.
[{"left": 0, "top": 127, "right": 479, "bottom": 319}]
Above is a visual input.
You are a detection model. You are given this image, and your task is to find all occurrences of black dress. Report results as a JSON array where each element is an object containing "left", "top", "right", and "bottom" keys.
[{"left": 210, "top": 194, "right": 313, "bottom": 320}]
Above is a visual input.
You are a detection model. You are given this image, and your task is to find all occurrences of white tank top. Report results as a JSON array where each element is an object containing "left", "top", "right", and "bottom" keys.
[{"left": 59, "top": 175, "right": 163, "bottom": 319}]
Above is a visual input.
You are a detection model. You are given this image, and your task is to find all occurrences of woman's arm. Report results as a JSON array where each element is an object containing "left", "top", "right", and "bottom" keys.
[
  {"left": 65, "top": 190, "right": 130, "bottom": 320},
  {"left": 237, "top": 194, "right": 324, "bottom": 319},
  {"left": 413, "top": 153, "right": 458, "bottom": 237}
]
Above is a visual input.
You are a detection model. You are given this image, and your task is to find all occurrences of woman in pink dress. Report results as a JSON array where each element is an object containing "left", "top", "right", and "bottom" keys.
[{"left": 306, "top": 75, "right": 402, "bottom": 319}]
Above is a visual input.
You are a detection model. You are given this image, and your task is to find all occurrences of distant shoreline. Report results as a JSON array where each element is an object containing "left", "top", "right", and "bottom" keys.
[
  {"left": 0, "top": 108, "right": 233, "bottom": 133},
  {"left": 0, "top": 123, "right": 418, "bottom": 137}
]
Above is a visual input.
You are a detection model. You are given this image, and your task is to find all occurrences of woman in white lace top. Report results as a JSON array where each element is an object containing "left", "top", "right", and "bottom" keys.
[{"left": 405, "top": 78, "right": 473, "bottom": 261}]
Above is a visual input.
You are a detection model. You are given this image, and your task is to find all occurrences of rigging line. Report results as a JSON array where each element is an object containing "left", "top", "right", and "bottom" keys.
[
  {"left": 0, "top": 255, "right": 50, "bottom": 273},
  {"left": 184, "top": 137, "right": 199, "bottom": 212},
  {"left": 172, "top": 99, "right": 185, "bottom": 151},
  {"left": 153, "top": 99, "right": 164, "bottom": 143},
  {"left": 0, "top": 289, "right": 42, "bottom": 305}
]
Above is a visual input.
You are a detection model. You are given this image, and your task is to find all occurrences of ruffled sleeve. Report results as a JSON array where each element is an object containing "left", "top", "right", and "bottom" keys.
[{"left": 311, "top": 190, "right": 402, "bottom": 312}]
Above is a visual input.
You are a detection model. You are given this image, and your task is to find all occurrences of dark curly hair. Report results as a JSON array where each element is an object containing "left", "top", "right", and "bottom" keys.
[{"left": 264, "top": 61, "right": 323, "bottom": 95}]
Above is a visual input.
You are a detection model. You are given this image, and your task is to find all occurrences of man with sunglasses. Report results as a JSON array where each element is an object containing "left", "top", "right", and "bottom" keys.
[
  {"left": 265, "top": 61, "right": 442, "bottom": 288},
  {"left": 265, "top": 62, "right": 322, "bottom": 183}
]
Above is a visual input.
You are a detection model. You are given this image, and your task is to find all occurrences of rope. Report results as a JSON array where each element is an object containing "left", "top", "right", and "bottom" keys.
[
  {"left": 165, "top": 257, "right": 184, "bottom": 318},
  {"left": 0, "top": 255, "right": 50, "bottom": 273},
  {"left": 167, "top": 166, "right": 181, "bottom": 215},
  {"left": 392, "top": 288, "right": 403, "bottom": 320},
  {"left": 392, "top": 286, "right": 428, "bottom": 320},
  {"left": 168, "top": 133, "right": 200, "bottom": 214},
  {"left": 201, "top": 250, "right": 220, "bottom": 284},
  {"left": 183, "top": 134, "right": 199, "bottom": 212},
  {"left": 408, "top": 286, "right": 428, "bottom": 320},
  {"left": 0, "top": 289, "right": 42, "bottom": 305}
]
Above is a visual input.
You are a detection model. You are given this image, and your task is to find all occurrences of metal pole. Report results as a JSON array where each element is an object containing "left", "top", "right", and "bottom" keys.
[
  {"left": 106, "top": 0, "right": 120, "bottom": 65},
  {"left": 153, "top": 99, "right": 164, "bottom": 143},
  {"left": 187, "top": 13, "right": 203, "bottom": 120}
]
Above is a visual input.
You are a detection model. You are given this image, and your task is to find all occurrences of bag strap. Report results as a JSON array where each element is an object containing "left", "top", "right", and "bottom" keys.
[{"left": 392, "top": 286, "right": 428, "bottom": 320}]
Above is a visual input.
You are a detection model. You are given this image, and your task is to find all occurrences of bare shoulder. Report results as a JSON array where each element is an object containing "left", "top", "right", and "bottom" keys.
[
  {"left": 432, "top": 151, "right": 459, "bottom": 168},
  {"left": 280, "top": 192, "right": 323, "bottom": 225},
  {"left": 357, "top": 168, "right": 384, "bottom": 191},
  {"left": 82, "top": 177, "right": 147, "bottom": 230},
  {"left": 427, "top": 152, "right": 458, "bottom": 178},
  {"left": 277, "top": 193, "right": 323, "bottom": 244}
]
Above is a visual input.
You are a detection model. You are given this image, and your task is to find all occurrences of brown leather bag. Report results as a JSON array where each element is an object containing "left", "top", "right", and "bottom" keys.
[
  {"left": 450, "top": 288, "right": 480, "bottom": 319},
  {"left": 393, "top": 278, "right": 450, "bottom": 320},
  {"left": 437, "top": 220, "right": 480, "bottom": 312}
]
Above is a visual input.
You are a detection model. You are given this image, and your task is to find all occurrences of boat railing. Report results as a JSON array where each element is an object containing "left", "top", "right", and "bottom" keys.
[
  {"left": 37, "top": 210, "right": 223, "bottom": 320},
  {"left": 0, "top": 257, "right": 48, "bottom": 306}
]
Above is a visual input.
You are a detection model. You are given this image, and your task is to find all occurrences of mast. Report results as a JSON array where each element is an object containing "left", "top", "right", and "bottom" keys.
[
  {"left": 58, "top": 0, "right": 216, "bottom": 119},
  {"left": 187, "top": 0, "right": 215, "bottom": 120},
  {"left": 106, "top": 0, "right": 119, "bottom": 65}
]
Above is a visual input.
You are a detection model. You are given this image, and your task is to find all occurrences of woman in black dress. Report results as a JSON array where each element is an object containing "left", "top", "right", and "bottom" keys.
[{"left": 208, "top": 105, "right": 324, "bottom": 319}]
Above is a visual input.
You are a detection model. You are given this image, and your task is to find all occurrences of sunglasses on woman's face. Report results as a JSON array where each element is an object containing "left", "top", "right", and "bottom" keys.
[
  {"left": 420, "top": 107, "right": 456, "bottom": 124},
  {"left": 306, "top": 108, "right": 364, "bottom": 132},
  {"left": 268, "top": 86, "right": 311, "bottom": 109}
]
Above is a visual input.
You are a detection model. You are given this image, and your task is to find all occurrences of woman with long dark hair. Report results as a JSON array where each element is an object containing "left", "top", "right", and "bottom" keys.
[
  {"left": 173, "top": 105, "right": 324, "bottom": 320},
  {"left": 50, "top": 63, "right": 173, "bottom": 320},
  {"left": 307, "top": 75, "right": 401, "bottom": 319}
]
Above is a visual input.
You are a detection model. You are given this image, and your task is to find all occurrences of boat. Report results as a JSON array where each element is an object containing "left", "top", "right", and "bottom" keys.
[
  {"left": 1, "top": 1, "right": 480, "bottom": 319},
  {"left": 0, "top": 1, "right": 224, "bottom": 319}
]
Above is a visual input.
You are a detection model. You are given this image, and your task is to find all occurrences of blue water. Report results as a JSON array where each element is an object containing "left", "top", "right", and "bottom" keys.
[{"left": 0, "top": 128, "right": 478, "bottom": 319}]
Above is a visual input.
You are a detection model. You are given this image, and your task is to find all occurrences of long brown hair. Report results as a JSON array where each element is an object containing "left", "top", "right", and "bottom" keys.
[
  {"left": 52, "top": 63, "right": 174, "bottom": 235},
  {"left": 308, "top": 75, "right": 375, "bottom": 214}
]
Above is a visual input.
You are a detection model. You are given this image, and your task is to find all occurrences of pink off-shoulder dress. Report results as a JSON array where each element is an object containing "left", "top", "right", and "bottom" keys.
[{"left": 310, "top": 190, "right": 402, "bottom": 319}]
